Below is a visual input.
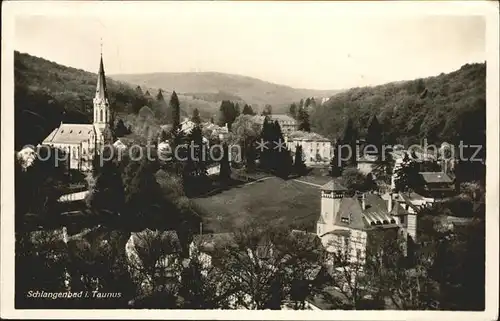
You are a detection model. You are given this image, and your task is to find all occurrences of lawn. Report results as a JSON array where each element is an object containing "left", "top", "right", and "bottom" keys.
[{"left": 191, "top": 176, "right": 323, "bottom": 233}]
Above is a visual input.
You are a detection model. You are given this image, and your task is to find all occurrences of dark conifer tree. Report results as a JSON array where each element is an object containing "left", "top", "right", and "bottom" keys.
[
  {"left": 297, "top": 107, "right": 311, "bottom": 132},
  {"left": 341, "top": 118, "right": 358, "bottom": 166},
  {"left": 114, "top": 119, "right": 129, "bottom": 138},
  {"left": 170, "top": 91, "right": 181, "bottom": 130},
  {"left": 289, "top": 103, "right": 298, "bottom": 119},
  {"left": 191, "top": 108, "right": 201, "bottom": 124},
  {"left": 125, "top": 159, "right": 164, "bottom": 228},
  {"left": 86, "top": 159, "right": 125, "bottom": 219},
  {"left": 219, "top": 142, "right": 231, "bottom": 183},
  {"left": 242, "top": 104, "right": 255, "bottom": 115},
  {"left": 294, "top": 145, "right": 307, "bottom": 176},
  {"left": 366, "top": 115, "right": 383, "bottom": 159},
  {"left": 156, "top": 89, "right": 164, "bottom": 101}
]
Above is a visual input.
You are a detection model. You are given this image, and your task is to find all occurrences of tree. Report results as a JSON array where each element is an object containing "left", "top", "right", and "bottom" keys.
[
  {"left": 329, "top": 143, "right": 343, "bottom": 177},
  {"left": 341, "top": 118, "right": 358, "bottom": 166},
  {"left": 127, "top": 229, "right": 183, "bottom": 303},
  {"left": 262, "top": 104, "right": 272, "bottom": 116},
  {"left": 393, "top": 153, "right": 422, "bottom": 195},
  {"left": 294, "top": 145, "right": 307, "bottom": 176},
  {"left": 214, "top": 226, "right": 291, "bottom": 309},
  {"left": 191, "top": 108, "right": 201, "bottom": 124},
  {"left": 15, "top": 230, "right": 69, "bottom": 307},
  {"left": 242, "top": 104, "right": 255, "bottom": 115},
  {"left": 297, "top": 107, "right": 311, "bottom": 132},
  {"left": 178, "top": 256, "right": 233, "bottom": 309},
  {"left": 340, "top": 167, "right": 376, "bottom": 193},
  {"left": 114, "top": 119, "right": 130, "bottom": 138},
  {"left": 219, "top": 142, "right": 231, "bottom": 183},
  {"left": 15, "top": 146, "right": 67, "bottom": 224},
  {"left": 156, "top": 89, "right": 165, "bottom": 102},
  {"left": 66, "top": 229, "right": 135, "bottom": 308},
  {"left": 183, "top": 125, "right": 209, "bottom": 195},
  {"left": 365, "top": 115, "right": 382, "bottom": 159},
  {"left": 170, "top": 91, "right": 181, "bottom": 130},
  {"left": 218, "top": 100, "right": 240, "bottom": 130},
  {"left": 289, "top": 103, "right": 298, "bottom": 119},
  {"left": 124, "top": 159, "right": 165, "bottom": 229},
  {"left": 231, "top": 114, "right": 261, "bottom": 165},
  {"left": 304, "top": 97, "right": 311, "bottom": 108},
  {"left": 85, "top": 158, "right": 125, "bottom": 220}
]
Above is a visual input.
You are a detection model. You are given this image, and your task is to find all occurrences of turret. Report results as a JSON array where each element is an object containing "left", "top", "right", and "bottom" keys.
[{"left": 317, "top": 180, "right": 348, "bottom": 236}]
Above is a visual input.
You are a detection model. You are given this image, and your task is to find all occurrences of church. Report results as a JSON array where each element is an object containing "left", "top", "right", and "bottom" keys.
[{"left": 42, "top": 53, "right": 114, "bottom": 171}]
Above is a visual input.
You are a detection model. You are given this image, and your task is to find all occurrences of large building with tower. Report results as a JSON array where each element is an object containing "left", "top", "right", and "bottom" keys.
[
  {"left": 316, "top": 180, "right": 416, "bottom": 265},
  {"left": 42, "top": 53, "right": 114, "bottom": 171}
]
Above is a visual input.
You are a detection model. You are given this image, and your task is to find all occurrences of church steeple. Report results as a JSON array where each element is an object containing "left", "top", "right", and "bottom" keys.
[
  {"left": 93, "top": 46, "right": 111, "bottom": 133},
  {"left": 95, "top": 54, "right": 108, "bottom": 103}
]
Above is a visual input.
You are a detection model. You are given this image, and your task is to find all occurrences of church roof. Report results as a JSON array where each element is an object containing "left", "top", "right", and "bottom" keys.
[
  {"left": 43, "top": 124, "right": 95, "bottom": 144},
  {"left": 95, "top": 54, "right": 108, "bottom": 102}
]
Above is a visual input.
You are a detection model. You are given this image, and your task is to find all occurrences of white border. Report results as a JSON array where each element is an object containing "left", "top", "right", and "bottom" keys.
[{"left": 2, "top": 1, "right": 499, "bottom": 320}]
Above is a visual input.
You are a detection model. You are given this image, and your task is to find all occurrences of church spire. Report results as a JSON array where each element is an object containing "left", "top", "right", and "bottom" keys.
[
  {"left": 95, "top": 47, "right": 108, "bottom": 103},
  {"left": 93, "top": 43, "right": 111, "bottom": 131}
]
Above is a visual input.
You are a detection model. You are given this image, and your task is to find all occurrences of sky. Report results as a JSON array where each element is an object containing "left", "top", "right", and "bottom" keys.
[{"left": 13, "top": 2, "right": 486, "bottom": 90}]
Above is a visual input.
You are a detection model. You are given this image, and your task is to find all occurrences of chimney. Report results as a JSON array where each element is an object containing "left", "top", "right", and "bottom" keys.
[
  {"left": 199, "top": 222, "right": 203, "bottom": 236},
  {"left": 388, "top": 193, "right": 393, "bottom": 213},
  {"left": 361, "top": 193, "right": 366, "bottom": 210}
]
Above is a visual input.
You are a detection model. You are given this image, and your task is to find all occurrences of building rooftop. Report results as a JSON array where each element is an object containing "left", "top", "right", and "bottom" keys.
[
  {"left": 288, "top": 131, "right": 330, "bottom": 142},
  {"left": 327, "top": 193, "right": 407, "bottom": 231},
  {"left": 252, "top": 114, "right": 297, "bottom": 124},
  {"left": 191, "top": 232, "right": 236, "bottom": 254},
  {"left": 269, "top": 114, "right": 296, "bottom": 123},
  {"left": 420, "top": 172, "right": 454, "bottom": 184},
  {"left": 43, "top": 123, "right": 95, "bottom": 145},
  {"left": 321, "top": 180, "right": 348, "bottom": 192}
]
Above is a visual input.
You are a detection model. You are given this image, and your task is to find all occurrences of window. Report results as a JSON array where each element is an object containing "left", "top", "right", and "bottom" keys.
[
  {"left": 100, "top": 109, "right": 103, "bottom": 122},
  {"left": 400, "top": 216, "right": 405, "bottom": 224}
]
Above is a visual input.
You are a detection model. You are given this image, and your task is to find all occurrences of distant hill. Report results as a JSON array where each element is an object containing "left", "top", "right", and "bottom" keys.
[
  {"left": 111, "top": 72, "right": 340, "bottom": 113},
  {"left": 311, "top": 62, "right": 486, "bottom": 147},
  {"left": 14, "top": 51, "right": 339, "bottom": 149}
]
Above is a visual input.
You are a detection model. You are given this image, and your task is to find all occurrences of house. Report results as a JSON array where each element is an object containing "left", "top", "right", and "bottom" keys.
[
  {"left": 180, "top": 118, "right": 196, "bottom": 134},
  {"left": 417, "top": 171, "right": 456, "bottom": 199},
  {"left": 207, "top": 163, "right": 221, "bottom": 176},
  {"left": 253, "top": 114, "right": 298, "bottom": 134},
  {"left": 286, "top": 131, "right": 333, "bottom": 165},
  {"left": 41, "top": 52, "right": 114, "bottom": 171},
  {"left": 316, "top": 180, "right": 410, "bottom": 265}
]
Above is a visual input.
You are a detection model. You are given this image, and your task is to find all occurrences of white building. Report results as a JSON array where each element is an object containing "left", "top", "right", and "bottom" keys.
[
  {"left": 286, "top": 131, "right": 333, "bottom": 165},
  {"left": 42, "top": 53, "right": 114, "bottom": 171}
]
